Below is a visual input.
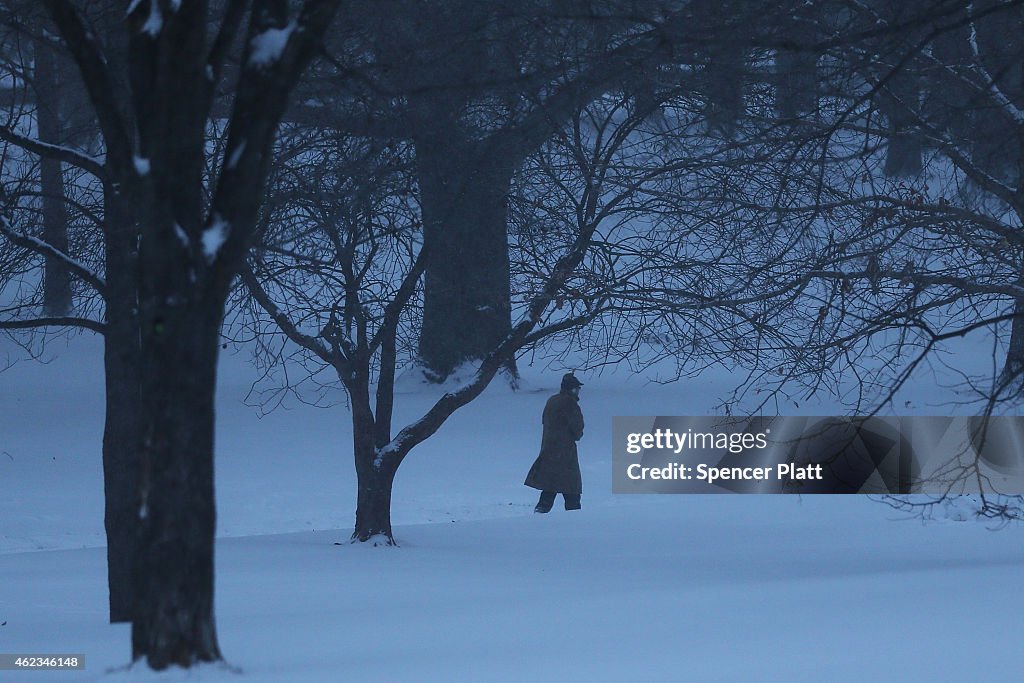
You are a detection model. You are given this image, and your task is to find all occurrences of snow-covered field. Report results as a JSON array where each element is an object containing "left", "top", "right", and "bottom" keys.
[{"left": 1, "top": 333, "right": 1022, "bottom": 681}]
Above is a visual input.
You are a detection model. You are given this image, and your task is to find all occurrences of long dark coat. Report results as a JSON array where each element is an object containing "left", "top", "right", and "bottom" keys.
[{"left": 524, "top": 391, "right": 584, "bottom": 495}]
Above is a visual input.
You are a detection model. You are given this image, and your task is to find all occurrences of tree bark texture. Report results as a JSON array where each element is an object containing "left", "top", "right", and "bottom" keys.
[
  {"left": 1002, "top": 295, "right": 1024, "bottom": 392},
  {"left": 131, "top": 295, "right": 222, "bottom": 667},
  {"left": 102, "top": 324, "right": 141, "bottom": 623},
  {"left": 352, "top": 450, "right": 399, "bottom": 545},
  {"left": 348, "top": 371, "right": 399, "bottom": 544},
  {"left": 101, "top": 186, "right": 142, "bottom": 624}
]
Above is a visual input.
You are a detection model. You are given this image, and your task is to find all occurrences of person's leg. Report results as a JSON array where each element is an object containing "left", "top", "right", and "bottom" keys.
[
  {"left": 564, "top": 494, "right": 581, "bottom": 511},
  {"left": 535, "top": 491, "right": 556, "bottom": 513}
]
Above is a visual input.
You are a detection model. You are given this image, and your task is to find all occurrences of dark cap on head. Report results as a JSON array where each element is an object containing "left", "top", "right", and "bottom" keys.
[{"left": 561, "top": 373, "right": 584, "bottom": 391}]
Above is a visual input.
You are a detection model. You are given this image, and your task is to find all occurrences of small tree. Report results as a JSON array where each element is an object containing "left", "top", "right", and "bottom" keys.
[{"left": 240, "top": 88, "right": 832, "bottom": 543}]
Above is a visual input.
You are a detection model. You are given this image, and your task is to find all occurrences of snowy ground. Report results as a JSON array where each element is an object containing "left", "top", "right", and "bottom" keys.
[{"left": 1, "top": 333, "right": 1022, "bottom": 681}]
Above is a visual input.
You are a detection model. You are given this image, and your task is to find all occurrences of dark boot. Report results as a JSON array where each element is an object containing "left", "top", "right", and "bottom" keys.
[
  {"left": 535, "top": 491, "right": 555, "bottom": 513},
  {"left": 564, "top": 494, "right": 581, "bottom": 511}
]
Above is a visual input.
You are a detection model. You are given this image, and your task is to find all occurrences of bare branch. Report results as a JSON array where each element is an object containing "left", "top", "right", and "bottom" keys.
[
  {"left": 0, "top": 125, "right": 106, "bottom": 178},
  {"left": 0, "top": 217, "right": 107, "bottom": 296},
  {"left": 0, "top": 316, "right": 105, "bottom": 334}
]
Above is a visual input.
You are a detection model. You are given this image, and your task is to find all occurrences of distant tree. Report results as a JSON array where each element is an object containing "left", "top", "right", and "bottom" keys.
[
  {"left": 299, "top": 0, "right": 857, "bottom": 382},
  {"left": 715, "top": 0, "right": 1024, "bottom": 520},
  {"left": 0, "top": 1, "right": 125, "bottom": 621},
  {"left": 821, "top": 0, "right": 1024, "bottom": 404}
]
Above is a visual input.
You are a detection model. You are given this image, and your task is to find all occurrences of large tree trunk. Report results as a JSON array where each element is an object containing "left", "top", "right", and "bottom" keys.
[
  {"left": 100, "top": 186, "right": 141, "bottom": 623},
  {"left": 101, "top": 321, "right": 141, "bottom": 623},
  {"left": 703, "top": 45, "right": 745, "bottom": 136},
  {"left": 131, "top": 290, "right": 222, "bottom": 667},
  {"left": 774, "top": 9, "right": 819, "bottom": 122},
  {"left": 415, "top": 130, "right": 516, "bottom": 381},
  {"left": 34, "top": 45, "right": 73, "bottom": 316},
  {"left": 879, "top": 74, "right": 922, "bottom": 178},
  {"left": 1002, "top": 294, "right": 1024, "bottom": 392},
  {"left": 775, "top": 49, "right": 818, "bottom": 120},
  {"left": 40, "top": 0, "right": 339, "bottom": 668}
]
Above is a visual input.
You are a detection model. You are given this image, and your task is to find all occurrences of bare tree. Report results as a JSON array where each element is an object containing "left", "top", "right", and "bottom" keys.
[
  {"left": 237, "top": 84, "right": 841, "bottom": 543},
  {"left": 700, "top": 0, "right": 1024, "bottom": 519}
]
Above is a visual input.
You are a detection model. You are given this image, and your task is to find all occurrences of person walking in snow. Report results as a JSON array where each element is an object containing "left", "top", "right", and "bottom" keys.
[{"left": 525, "top": 373, "right": 585, "bottom": 512}]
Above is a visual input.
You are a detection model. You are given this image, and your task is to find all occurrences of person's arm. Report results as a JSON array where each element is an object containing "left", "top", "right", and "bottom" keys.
[{"left": 569, "top": 403, "right": 584, "bottom": 441}]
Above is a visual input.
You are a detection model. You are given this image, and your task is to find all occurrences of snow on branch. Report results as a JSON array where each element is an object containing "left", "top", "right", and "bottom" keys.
[
  {"left": 225, "top": 140, "right": 247, "bottom": 170},
  {"left": 133, "top": 155, "right": 151, "bottom": 176},
  {"left": 0, "top": 125, "right": 106, "bottom": 178},
  {"left": 201, "top": 214, "right": 231, "bottom": 264},
  {"left": 0, "top": 217, "right": 106, "bottom": 296},
  {"left": 127, "top": 0, "right": 164, "bottom": 36},
  {"left": 44, "top": 0, "right": 133, "bottom": 169},
  {"left": 966, "top": 3, "right": 1024, "bottom": 127},
  {"left": 248, "top": 22, "right": 296, "bottom": 68}
]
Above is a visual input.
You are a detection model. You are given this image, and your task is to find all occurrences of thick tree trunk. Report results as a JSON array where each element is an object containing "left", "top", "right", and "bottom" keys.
[
  {"left": 969, "top": 107, "right": 1019, "bottom": 185},
  {"left": 40, "top": 0, "right": 338, "bottom": 667},
  {"left": 703, "top": 45, "right": 745, "bottom": 136},
  {"left": 131, "top": 296, "right": 222, "bottom": 667},
  {"left": 100, "top": 187, "right": 141, "bottom": 623},
  {"left": 882, "top": 114, "right": 922, "bottom": 178},
  {"left": 102, "top": 325, "right": 141, "bottom": 623},
  {"left": 879, "top": 75, "right": 922, "bottom": 178},
  {"left": 1002, "top": 295, "right": 1024, "bottom": 392},
  {"left": 350, "top": 396, "right": 398, "bottom": 545},
  {"left": 34, "top": 45, "right": 73, "bottom": 316},
  {"left": 775, "top": 11, "right": 818, "bottom": 122},
  {"left": 352, "top": 455, "right": 399, "bottom": 545},
  {"left": 775, "top": 49, "right": 818, "bottom": 120},
  {"left": 415, "top": 131, "right": 516, "bottom": 381},
  {"left": 101, "top": 296, "right": 141, "bottom": 622}
]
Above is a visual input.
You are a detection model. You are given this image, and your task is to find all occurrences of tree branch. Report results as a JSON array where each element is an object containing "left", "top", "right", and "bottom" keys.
[
  {"left": 42, "top": 0, "right": 133, "bottom": 172},
  {"left": 0, "top": 316, "right": 105, "bottom": 334},
  {"left": 240, "top": 264, "right": 336, "bottom": 366},
  {"left": 0, "top": 125, "right": 106, "bottom": 178},
  {"left": 205, "top": 0, "right": 342, "bottom": 286},
  {"left": 1, "top": 217, "right": 107, "bottom": 296}
]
